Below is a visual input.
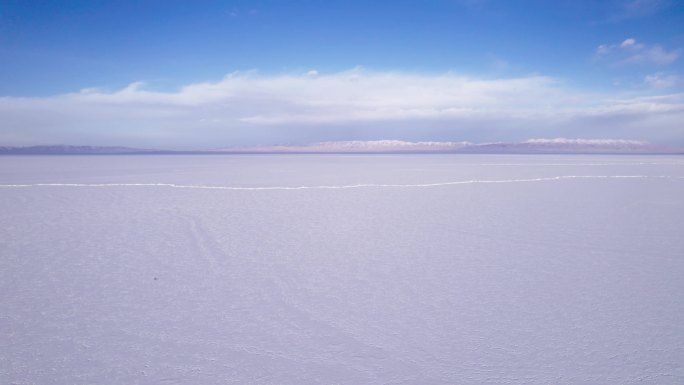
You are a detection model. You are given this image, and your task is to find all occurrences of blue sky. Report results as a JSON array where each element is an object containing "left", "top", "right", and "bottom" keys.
[{"left": 1, "top": 0, "right": 683, "bottom": 148}]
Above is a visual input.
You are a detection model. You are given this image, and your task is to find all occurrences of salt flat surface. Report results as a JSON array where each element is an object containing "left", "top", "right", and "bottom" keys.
[{"left": 1, "top": 154, "right": 683, "bottom": 385}]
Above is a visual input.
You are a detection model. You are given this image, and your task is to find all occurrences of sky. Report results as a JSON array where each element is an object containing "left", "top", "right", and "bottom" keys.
[{"left": 1, "top": 0, "right": 683, "bottom": 149}]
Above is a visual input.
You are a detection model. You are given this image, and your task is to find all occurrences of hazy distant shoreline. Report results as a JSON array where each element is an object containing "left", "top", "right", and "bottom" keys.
[{"left": 2, "top": 139, "right": 682, "bottom": 155}]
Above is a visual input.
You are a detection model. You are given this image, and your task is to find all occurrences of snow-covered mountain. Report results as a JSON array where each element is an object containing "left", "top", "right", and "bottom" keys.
[
  {"left": 212, "top": 138, "right": 678, "bottom": 154},
  {"left": 215, "top": 140, "right": 473, "bottom": 153}
]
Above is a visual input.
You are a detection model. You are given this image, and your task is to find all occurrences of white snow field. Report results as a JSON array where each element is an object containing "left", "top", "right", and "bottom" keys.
[{"left": 1, "top": 154, "right": 684, "bottom": 385}]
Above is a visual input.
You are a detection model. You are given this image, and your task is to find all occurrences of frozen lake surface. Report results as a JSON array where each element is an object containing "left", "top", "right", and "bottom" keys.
[{"left": 2, "top": 154, "right": 684, "bottom": 384}]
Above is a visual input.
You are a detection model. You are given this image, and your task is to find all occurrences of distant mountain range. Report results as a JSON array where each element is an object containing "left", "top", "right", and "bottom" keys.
[
  {"left": 1, "top": 139, "right": 681, "bottom": 155},
  {"left": 212, "top": 140, "right": 473, "bottom": 153},
  {"left": 0, "top": 145, "right": 156, "bottom": 155},
  {"left": 211, "top": 139, "right": 677, "bottom": 154}
]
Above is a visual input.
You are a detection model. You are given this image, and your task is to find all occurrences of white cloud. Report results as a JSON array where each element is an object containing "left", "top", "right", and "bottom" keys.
[
  {"left": 644, "top": 73, "right": 680, "bottom": 88},
  {"left": 0, "top": 69, "right": 683, "bottom": 148},
  {"left": 620, "top": 38, "right": 637, "bottom": 48},
  {"left": 595, "top": 38, "right": 680, "bottom": 66}
]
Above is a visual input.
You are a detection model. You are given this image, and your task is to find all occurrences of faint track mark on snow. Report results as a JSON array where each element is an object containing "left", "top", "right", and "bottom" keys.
[
  {"left": 1, "top": 175, "right": 683, "bottom": 191},
  {"left": 176, "top": 214, "right": 221, "bottom": 276}
]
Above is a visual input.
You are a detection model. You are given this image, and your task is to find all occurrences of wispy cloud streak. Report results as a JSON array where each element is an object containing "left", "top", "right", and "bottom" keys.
[{"left": 595, "top": 38, "right": 681, "bottom": 66}]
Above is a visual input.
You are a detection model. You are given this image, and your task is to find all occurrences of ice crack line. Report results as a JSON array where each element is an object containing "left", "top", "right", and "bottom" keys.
[{"left": 1, "top": 175, "right": 683, "bottom": 191}]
